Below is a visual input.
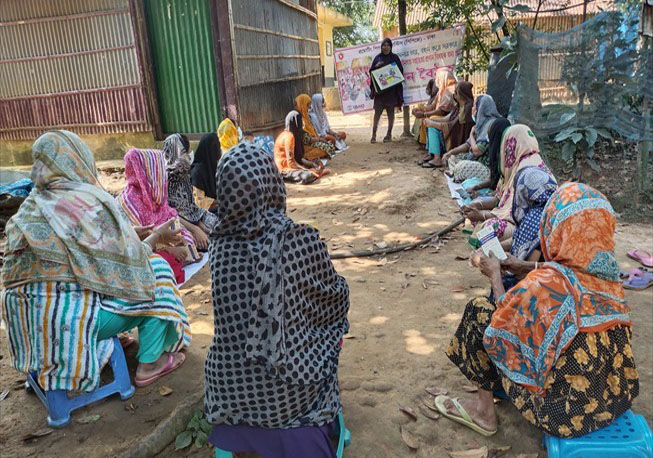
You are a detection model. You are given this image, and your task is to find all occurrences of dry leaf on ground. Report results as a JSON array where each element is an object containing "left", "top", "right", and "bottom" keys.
[
  {"left": 462, "top": 384, "right": 479, "bottom": 392},
  {"left": 159, "top": 385, "right": 173, "bottom": 396},
  {"left": 0, "top": 389, "right": 9, "bottom": 401},
  {"left": 399, "top": 405, "right": 418, "bottom": 421},
  {"left": 125, "top": 402, "right": 137, "bottom": 413},
  {"left": 514, "top": 454, "right": 539, "bottom": 458},
  {"left": 418, "top": 405, "right": 440, "bottom": 420},
  {"left": 454, "top": 255, "right": 469, "bottom": 261},
  {"left": 77, "top": 414, "right": 101, "bottom": 424},
  {"left": 22, "top": 428, "right": 54, "bottom": 442},
  {"left": 425, "top": 386, "right": 448, "bottom": 397},
  {"left": 449, "top": 446, "right": 488, "bottom": 458},
  {"left": 400, "top": 425, "right": 419, "bottom": 450},
  {"left": 488, "top": 446, "right": 511, "bottom": 458},
  {"left": 421, "top": 396, "right": 440, "bottom": 412},
  {"left": 451, "top": 286, "right": 466, "bottom": 293}
]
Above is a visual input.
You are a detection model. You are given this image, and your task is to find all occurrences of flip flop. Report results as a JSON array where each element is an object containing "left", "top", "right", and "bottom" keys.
[
  {"left": 134, "top": 352, "right": 186, "bottom": 387},
  {"left": 434, "top": 395, "right": 497, "bottom": 437},
  {"left": 623, "top": 269, "right": 653, "bottom": 290},
  {"left": 627, "top": 249, "right": 653, "bottom": 268},
  {"left": 421, "top": 161, "right": 437, "bottom": 168}
]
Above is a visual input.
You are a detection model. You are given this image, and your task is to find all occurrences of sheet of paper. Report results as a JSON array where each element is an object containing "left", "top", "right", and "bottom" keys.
[
  {"left": 179, "top": 252, "right": 209, "bottom": 288},
  {"left": 477, "top": 225, "right": 508, "bottom": 260}
]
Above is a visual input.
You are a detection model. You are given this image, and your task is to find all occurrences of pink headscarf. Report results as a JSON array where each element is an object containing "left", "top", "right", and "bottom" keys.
[{"left": 118, "top": 148, "right": 196, "bottom": 247}]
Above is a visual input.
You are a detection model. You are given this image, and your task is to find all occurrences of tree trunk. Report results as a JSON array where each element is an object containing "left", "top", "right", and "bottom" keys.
[{"left": 398, "top": 0, "right": 411, "bottom": 136}]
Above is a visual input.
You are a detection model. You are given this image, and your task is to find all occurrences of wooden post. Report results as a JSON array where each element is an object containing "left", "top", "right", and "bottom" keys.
[{"left": 398, "top": 0, "right": 411, "bottom": 136}]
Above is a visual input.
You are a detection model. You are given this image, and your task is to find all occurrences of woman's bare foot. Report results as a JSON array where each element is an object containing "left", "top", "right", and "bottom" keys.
[
  {"left": 443, "top": 393, "right": 497, "bottom": 432},
  {"left": 136, "top": 352, "right": 185, "bottom": 381}
]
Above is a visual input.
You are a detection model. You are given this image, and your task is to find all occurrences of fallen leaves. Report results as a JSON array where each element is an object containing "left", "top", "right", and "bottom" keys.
[
  {"left": 77, "top": 414, "right": 101, "bottom": 424},
  {"left": 159, "top": 385, "right": 173, "bottom": 397},
  {"left": 125, "top": 402, "right": 137, "bottom": 413},
  {"left": 399, "top": 405, "right": 418, "bottom": 421},
  {"left": 418, "top": 405, "right": 440, "bottom": 420},
  {"left": 462, "top": 385, "right": 479, "bottom": 393},
  {"left": 449, "top": 445, "right": 512, "bottom": 458},
  {"left": 22, "top": 428, "right": 54, "bottom": 442},
  {"left": 454, "top": 255, "right": 469, "bottom": 261},
  {"left": 400, "top": 425, "right": 419, "bottom": 450},
  {"left": 421, "top": 396, "right": 440, "bottom": 412},
  {"left": 0, "top": 388, "right": 9, "bottom": 401},
  {"left": 450, "top": 286, "right": 466, "bottom": 293},
  {"left": 425, "top": 386, "right": 448, "bottom": 397}
]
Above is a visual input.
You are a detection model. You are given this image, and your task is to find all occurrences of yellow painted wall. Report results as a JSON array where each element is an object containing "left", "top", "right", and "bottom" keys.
[{"left": 318, "top": 23, "right": 336, "bottom": 86}]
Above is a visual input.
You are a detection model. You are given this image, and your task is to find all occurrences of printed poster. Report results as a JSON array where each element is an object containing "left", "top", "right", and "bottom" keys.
[{"left": 334, "top": 26, "right": 465, "bottom": 115}]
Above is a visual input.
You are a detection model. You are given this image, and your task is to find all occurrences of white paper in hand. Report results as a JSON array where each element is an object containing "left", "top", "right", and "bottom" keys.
[{"left": 476, "top": 225, "right": 507, "bottom": 260}]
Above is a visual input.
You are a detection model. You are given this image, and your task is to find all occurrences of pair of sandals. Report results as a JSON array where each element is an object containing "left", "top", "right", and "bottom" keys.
[
  {"left": 370, "top": 136, "right": 391, "bottom": 144},
  {"left": 623, "top": 250, "right": 653, "bottom": 290},
  {"left": 417, "top": 156, "right": 442, "bottom": 168}
]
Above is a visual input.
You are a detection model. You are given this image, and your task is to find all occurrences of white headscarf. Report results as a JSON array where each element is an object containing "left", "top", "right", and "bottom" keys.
[{"left": 309, "top": 93, "right": 330, "bottom": 137}]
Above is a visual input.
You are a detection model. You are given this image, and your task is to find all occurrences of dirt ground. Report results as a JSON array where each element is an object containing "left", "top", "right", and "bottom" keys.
[{"left": 0, "top": 112, "right": 651, "bottom": 458}]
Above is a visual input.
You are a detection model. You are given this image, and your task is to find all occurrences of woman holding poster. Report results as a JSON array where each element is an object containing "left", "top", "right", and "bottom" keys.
[{"left": 369, "top": 38, "right": 404, "bottom": 144}]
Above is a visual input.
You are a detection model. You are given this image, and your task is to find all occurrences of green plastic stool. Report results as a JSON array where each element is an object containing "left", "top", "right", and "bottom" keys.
[{"left": 215, "top": 411, "right": 351, "bottom": 458}]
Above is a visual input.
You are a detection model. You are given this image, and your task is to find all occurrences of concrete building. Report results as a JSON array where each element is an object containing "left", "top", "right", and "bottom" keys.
[{"left": 316, "top": 3, "right": 353, "bottom": 87}]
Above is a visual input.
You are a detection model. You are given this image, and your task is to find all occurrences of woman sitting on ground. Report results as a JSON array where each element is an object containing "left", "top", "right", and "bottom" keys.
[
  {"left": 461, "top": 124, "right": 553, "bottom": 243},
  {"left": 296, "top": 93, "right": 336, "bottom": 160},
  {"left": 205, "top": 142, "right": 350, "bottom": 458},
  {"left": 441, "top": 94, "right": 503, "bottom": 181},
  {"left": 118, "top": 148, "right": 201, "bottom": 265},
  {"left": 1, "top": 131, "right": 191, "bottom": 390},
  {"left": 463, "top": 117, "right": 511, "bottom": 198},
  {"left": 310, "top": 93, "right": 347, "bottom": 150},
  {"left": 274, "top": 111, "right": 329, "bottom": 185},
  {"left": 419, "top": 68, "right": 458, "bottom": 165},
  {"left": 411, "top": 78, "right": 437, "bottom": 148},
  {"left": 437, "top": 183, "right": 638, "bottom": 439},
  {"left": 191, "top": 133, "right": 221, "bottom": 211},
  {"left": 164, "top": 134, "right": 218, "bottom": 244}
]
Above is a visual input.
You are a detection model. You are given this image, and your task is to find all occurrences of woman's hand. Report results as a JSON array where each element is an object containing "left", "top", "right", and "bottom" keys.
[
  {"left": 460, "top": 205, "right": 485, "bottom": 222},
  {"left": 134, "top": 225, "right": 154, "bottom": 240},
  {"left": 442, "top": 152, "right": 452, "bottom": 164},
  {"left": 166, "top": 246, "right": 189, "bottom": 263},
  {"left": 191, "top": 225, "right": 209, "bottom": 250},
  {"left": 500, "top": 253, "right": 519, "bottom": 272},
  {"left": 153, "top": 219, "right": 183, "bottom": 246},
  {"left": 477, "top": 252, "right": 502, "bottom": 280}
]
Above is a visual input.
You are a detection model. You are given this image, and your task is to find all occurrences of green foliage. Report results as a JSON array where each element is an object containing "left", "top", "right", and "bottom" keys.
[
  {"left": 175, "top": 409, "right": 212, "bottom": 451},
  {"left": 321, "top": 0, "right": 378, "bottom": 48}
]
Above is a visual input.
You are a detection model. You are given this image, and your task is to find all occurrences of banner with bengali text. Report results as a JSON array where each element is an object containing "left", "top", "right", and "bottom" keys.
[{"left": 334, "top": 26, "right": 465, "bottom": 115}]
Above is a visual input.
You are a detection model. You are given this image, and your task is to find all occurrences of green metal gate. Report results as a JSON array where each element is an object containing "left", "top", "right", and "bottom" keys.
[{"left": 144, "top": 0, "right": 221, "bottom": 134}]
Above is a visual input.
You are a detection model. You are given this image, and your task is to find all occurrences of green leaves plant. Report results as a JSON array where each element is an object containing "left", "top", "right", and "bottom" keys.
[{"left": 175, "top": 431, "right": 193, "bottom": 451}]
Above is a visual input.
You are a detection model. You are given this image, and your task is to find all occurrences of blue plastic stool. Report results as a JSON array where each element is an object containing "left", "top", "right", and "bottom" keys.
[
  {"left": 215, "top": 411, "right": 352, "bottom": 458},
  {"left": 26, "top": 336, "right": 135, "bottom": 427},
  {"left": 543, "top": 410, "right": 653, "bottom": 458}
]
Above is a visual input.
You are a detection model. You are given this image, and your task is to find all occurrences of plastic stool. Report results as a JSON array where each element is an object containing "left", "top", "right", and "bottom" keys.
[
  {"left": 26, "top": 336, "right": 135, "bottom": 427},
  {"left": 543, "top": 410, "right": 653, "bottom": 458},
  {"left": 215, "top": 411, "right": 352, "bottom": 458}
]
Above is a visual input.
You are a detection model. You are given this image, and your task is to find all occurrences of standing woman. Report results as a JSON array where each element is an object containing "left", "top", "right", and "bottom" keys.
[{"left": 369, "top": 38, "right": 404, "bottom": 144}]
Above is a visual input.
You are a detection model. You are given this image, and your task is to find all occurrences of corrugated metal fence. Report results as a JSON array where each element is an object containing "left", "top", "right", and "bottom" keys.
[
  {"left": 230, "top": 0, "right": 321, "bottom": 132},
  {"left": 0, "top": 0, "right": 150, "bottom": 141}
]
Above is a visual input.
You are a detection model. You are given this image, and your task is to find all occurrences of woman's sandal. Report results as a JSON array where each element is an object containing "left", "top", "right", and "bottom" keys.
[
  {"left": 135, "top": 352, "right": 186, "bottom": 387},
  {"left": 623, "top": 269, "right": 653, "bottom": 290},
  {"left": 627, "top": 249, "right": 653, "bottom": 268},
  {"left": 434, "top": 395, "right": 497, "bottom": 437},
  {"left": 421, "top": 161, "right": 437, "bottom": 168}
]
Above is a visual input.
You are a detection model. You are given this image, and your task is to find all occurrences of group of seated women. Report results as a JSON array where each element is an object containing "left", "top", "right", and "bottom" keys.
[
  {"left": 2, "top": 122, "right": 350, "bottom": 456},
  {"left": 273, "top": 93, "right": 347, "bottom": 185},
  {"left": 430, "top": 118, "right": 639, "bottom": 439}
]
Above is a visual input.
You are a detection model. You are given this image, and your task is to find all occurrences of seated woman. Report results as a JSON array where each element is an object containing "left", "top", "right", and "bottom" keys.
[
  {"left": 118, "top": 148, "right": 201, "bottom": 265},
  {"left": 1, "top": 131, "right": 191, "bottom": 390},
  {"left": 418, "top": 68, "right": 458, "bottom": 167},
  {"left": 205, "top": 142, "right": 350, "bottom": 458},
  {"left": 461, "top": 124, "right": 553, "bottom": 243},
  {"left": 274, "top": 111, "right": 329, "bottom": 185},
  {"left": 463, "top": 117, "right": 511, "bottom": 198},
  {"left": 411, "top": 78, "right": 437, "bottom": 147},
  {"left": 438, "top": 183, "right": 638, "bottom": 438},
  {"left": 217, "top": 118, "right": 240, "bottom": 155},
  {"left": 164, "top": 134, "right": 218, "bottom": 245},
  {"left": 442, "top": 95, "right": 503, "bottom": 182},
  {"left": 191, "top": 133, "right": 221, "bottom": 211},
  {"left": 295, "top": 93, "right": 336, "bottom": 160},
  {"left": 310, "top": 93, "right": 347, "bottom": 150}
]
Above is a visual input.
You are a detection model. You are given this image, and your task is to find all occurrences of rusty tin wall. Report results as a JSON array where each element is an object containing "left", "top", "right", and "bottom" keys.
[
  {"left": 230, "top": 0, "right": 321, "bottom": 132},
  {"left": 0, "top": 0, "right": 150, "bottom": 141}
]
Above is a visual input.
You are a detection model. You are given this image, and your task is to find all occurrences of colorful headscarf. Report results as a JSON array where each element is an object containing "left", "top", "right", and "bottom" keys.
[
  {"left": 2, "top": 131, "right": 155, "bottom": 301},
  {"left": 510, "top": 166, "right": 558, "bottom": 260},
  {"left": 484, "top": 183, "right": 630, "bottom": 393},
  {"left": 163, "top": 133, "right": 192, "bottom": 177},
  {"left": 474, "top": 95, "right": 502, "bottom": 143},
  {"left": 118, "top": 148, "right": 197, "bottom": 249},
  {"left": 433, "top": 68, "right": 457, "bottom": 111},
  {"left": 489, "top": 125, "right": 552, "bottom": 234},
  {"left": 295, "top": 94, "right": 318, "bottom": 137},
  {"left": 309, "top": 93, "right": 330, "bottom": 137},
  {"left": 217, "top": 119, "right": 239, "bottom": 151}
]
